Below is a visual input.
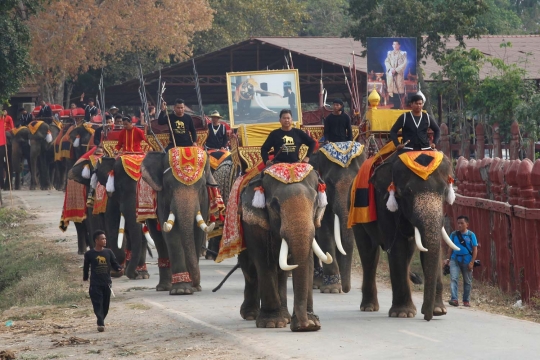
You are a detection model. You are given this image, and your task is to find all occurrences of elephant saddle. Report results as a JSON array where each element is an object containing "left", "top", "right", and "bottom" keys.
[
  {"left": 136, "top": 179, "right": 157, "bottom": 223},
  {"left": 56, "top": 126, "right": 74, "bottom": 161},
  {"left": 59, "top": 179, "right": 87, "bottom": 232},
  {"left": 398, "top": 150, "right": 444, "bottom": 180},
  {"left": 264, "top": 163, "right": 313, "bottom": 184},
  {"left": 93, "top": 183, "right": 108, "bottom": 215},
  {"left": 207, "top": 149, "right": 231, "bottom": 170},
  {"left": 319, "top": 141, "right": 364, "bottom": 168},
  {"left": 168, "top": 147, "right": 207, "bottom": 185},
  {"left": 120, "top": 154, "right": 145, "bottom": 181},
  {"left": 27, "top": 121, "right": 43, "bottom": 135},
  {"left": 11, "top": 126, "right": 26, "bottom": 136}
]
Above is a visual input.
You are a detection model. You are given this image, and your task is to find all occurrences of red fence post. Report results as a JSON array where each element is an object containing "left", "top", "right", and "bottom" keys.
[
  {"left": 493, "top": 123, "right": 502, "bottom": 158},
  {"left": 510, "top": 121, "right": 520, "bottom": 160},
  {"left": 476, "top": 123, "right": 485, "bottom": 160}
]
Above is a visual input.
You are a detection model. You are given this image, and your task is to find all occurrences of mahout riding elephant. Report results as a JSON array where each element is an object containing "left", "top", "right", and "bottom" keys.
[
  {"left": 310, "top": 141, "right": 366, "bottom": 293},
  {"left": 94, "top": 156, "right": 153, "bottom": 280},
  {"left": 351, "top": 151, "right": 458, "bottom": 321},
  {"left": 141, "top": 148, "right": 219, "bottom": 295},
  {"left": 238, "top": 164, "right": 329, "bottom": 331},
  {"left": 28, "top": 120, "right": 61, "bottom": 190},
  {"left": 6, "top": 128, "right": 31, "bottom": 190}
]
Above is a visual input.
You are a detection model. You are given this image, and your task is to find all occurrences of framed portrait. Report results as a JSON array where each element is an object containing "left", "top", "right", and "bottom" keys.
[
  {"left": 226, "top": 69, "right": 302, "bottom": 127},
  {"left": 367, "top": 37, "right": 417, "bottom": 109}
]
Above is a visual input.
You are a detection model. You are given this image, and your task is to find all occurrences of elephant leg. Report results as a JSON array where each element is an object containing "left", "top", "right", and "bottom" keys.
[
  {"left": 420, "top": 251, "right": 447, "bottom": 317},
  {"left": 135, "top": 230, "right": 150, "bottom": 280},
  {"left": 122, "top": 207, "right": 143, "bottom": 280},
  {"left": 29, "top": 141, "right": 39, "bottom": 190},
  {"left": 166, "top": 211, "right": 195, "bottom": 295},
  {"left": 290, "top": 250, "right": 320, "bottom": 332},
  {"left": 239, "top": 250, "right": 259, "bottom": 320},
  {"left": 39, "top": 150, "right": 50, "bottom": 190},
  {"left": 387, "top": 237, "right": 417, "bottom": 318},
  {"left": 277, "top": 269, "right": 291, "bottom": 323},
  {"left": 318, "top": 210, "right": 342, "bottom": 294},
  {"left": 147, "top": 219, "right": 171, "bottom": 291},
  {"left": 205, "top": 236, "right": 220, "bottom": 260},
  {"left": 353, "top": 223, "right": 380, "bottom": 312},
  {"left": 312, "top": 252, "right": 323, "bottom": 289},
  {"left": 74, "top": 221, "right": 88, "bottom": 255},
  {"left": 335, "top": 213, "right": 355, "bottom": 293},
  {"left": 105, "top": 200, "right": 125, "bottom": 276}
]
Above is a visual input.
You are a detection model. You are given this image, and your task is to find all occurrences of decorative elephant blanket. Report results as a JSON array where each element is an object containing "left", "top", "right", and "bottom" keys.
[
  {"left": 27, "top": 121, "right": 44, "bottom": 135},
  {"left": 168, "top": 147, "right": 207, "bottom": 185},
  {"left": 59, "top": 179, "right": 87, "bottom": 232},
  {"left": 55, "top": 125, "right": 74, "bottom": 161},
  {"left": 264, "top": 163, "right": 313, "bottom": 184},
  {"left": 207, "top": 149, "right": 231, "bottom": 170},
  {"left": 398, "top": 150, "right": 443, "bottom": 180},
  {"left": 319, "top": 141, "right": 364, "bottom": 168},
  {"left": 136, "top": 179, "right": 157, "bottom": 223},
  {"left": 120, "top": 154, "right": 145, "bottom": 181},
  {"left": 11, "top": 126, "right": 26, "bottom": 136},
  {"left": 93, "top": 183, "right": 108, "bottom": 215}
]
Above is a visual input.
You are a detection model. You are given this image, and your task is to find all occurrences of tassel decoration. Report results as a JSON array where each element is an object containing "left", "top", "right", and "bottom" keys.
[
  {"left": 106, "top": 170, "right": 115, "bottom": 193},
  {"left": 219, "top": 213, "right": 225, "bottom": 222},
  {"left": 210, "top": 214, "right": 216, "bottom": 222},
  {"left": 73, "top": 135, "right": 80, "bottom": 148},
  {"left": 90, "top": 173, "right": 98, "bottom": 189},
  {"left": 447, "top": 176, "right": 456, "bottom": 205},
  {"left": 252, "top": 186, "right": 266, "bottom": 208},
  {"left": 156, "top": 222, "right": 162, "bottom": 232},
  {"left": 386, "top": 182, "right": 399, "bottom": 212},
  {"left": 45, "top": 130, "right": 53, "bottom": 143},
  {"left": 317, "top": 183, "right": 328, "bottom": 207},
  {"left": 82, "top": 164, "right": 91, "bottom": 179}
]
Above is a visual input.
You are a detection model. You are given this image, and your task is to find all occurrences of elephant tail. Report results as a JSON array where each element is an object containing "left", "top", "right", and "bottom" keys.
[
  {"left": 409, "top": 271, "right": 423, "bottom": 285},
  {"left": 212, "top": 262, "right": 241, "bottom": 292}
]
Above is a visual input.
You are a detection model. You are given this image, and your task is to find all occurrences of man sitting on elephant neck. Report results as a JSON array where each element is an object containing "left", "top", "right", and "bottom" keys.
[
  {"left": 114, "top": 116, "right": 146, "bottom": 154},
  {"left": 158, "top": 98, "right": 198, "bottom": 151},
  {"left": 389, "top": 94, "right": 440, "bottom": 151},
  {"left": 261, "top": 109, "right": 315, "bottom": 166}
]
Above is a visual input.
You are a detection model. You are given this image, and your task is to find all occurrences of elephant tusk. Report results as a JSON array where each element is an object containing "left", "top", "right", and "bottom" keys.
[
  {"left": 279, "top": 238, "right": 298, "bottom": 271},
  {"left": 414, "top": 227, "right": 428, "bottom": 252},
  {"left": 117, "top": 214, "right": 125, "bottom": 248},
  {"left": 45, "top": 131, "right": 52, "bottom": 143},
  {"left": 142, "top": 224, "right": 155, "bottom": 247},
  {"left": 196, "top": 211, "right": 215, "bottom": 234},
  {"left": 82, "top": 164, "right": 91, "bottom": 179},
  {"left": 163, "top": 212, "right": 175, "bottom": 232},
  {"left": 312, "top": 238, "right": 333, "bottom": 264},
  {"left": 334, "top": 215, "right": 347, "bottom": 255},
  {"left": 442, "top": 227, "right": 461, "bottom": 251}
]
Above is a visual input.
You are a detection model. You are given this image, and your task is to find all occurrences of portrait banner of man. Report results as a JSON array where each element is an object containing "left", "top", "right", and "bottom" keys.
[
  {"left": 367, "top": 37, "right": 417, "bottom": 110},
  {"left": 226, "top": 69, "right": 302, "bottom": 127}
]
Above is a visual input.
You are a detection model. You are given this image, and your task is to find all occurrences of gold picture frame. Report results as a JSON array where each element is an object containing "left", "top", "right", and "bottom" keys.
[{"left": 226, "top": 69, "right": 302, "bottom": 128}]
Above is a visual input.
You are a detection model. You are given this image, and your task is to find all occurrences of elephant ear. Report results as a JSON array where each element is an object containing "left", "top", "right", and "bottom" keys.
[
  {"left": 95, "top": 157, "right": 116, "bottom": 186},
  {"left": 370, "top": 162, "right": 393, "bottom": 192},
  {"left": 141, "top": 152, "right": 165, "bottom": 191},
  {"left": 68, "top": 159, "right": 91, "bottom": 186},
  {"left": 240, "top": 181, "right": 270, "bottom": 231}
]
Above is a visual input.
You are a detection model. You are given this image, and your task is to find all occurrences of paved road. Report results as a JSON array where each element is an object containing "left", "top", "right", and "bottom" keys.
[{"left": 9, "top": 189, "right": 540, "bottom": 359}]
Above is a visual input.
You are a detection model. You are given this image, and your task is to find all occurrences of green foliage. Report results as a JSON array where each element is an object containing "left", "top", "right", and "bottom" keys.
[
  {"left": 476, "top": 0, "right": 524, "bottom": 34},
  {"left": 515, "top": 93, "right": 540, "bottom": 139},
  {"left": 301, "top": 0, "right": 351, "bottom": 36}
]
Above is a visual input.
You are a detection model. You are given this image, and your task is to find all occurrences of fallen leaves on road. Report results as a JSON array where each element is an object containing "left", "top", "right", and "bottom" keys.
[
  {"left": 0, "top": 350, "right": 16, "bottom": 360},
  {"left": 51, "top": 336, "right": 93, "bottom": 347}
]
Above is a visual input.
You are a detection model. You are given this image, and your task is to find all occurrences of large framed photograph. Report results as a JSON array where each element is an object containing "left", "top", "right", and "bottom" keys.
[
  {"left": 226, "top": 69, "right": 302, "bottom": 127},
  {"left": 367, "top": 37, "right": 417, "bottom": 109}
]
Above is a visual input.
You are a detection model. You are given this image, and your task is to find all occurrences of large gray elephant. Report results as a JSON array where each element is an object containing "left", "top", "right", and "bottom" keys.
[
  {"left": 6, "top": 128, "right": 31, "bottom": 190},
  {"left": 310, "top": 142, "right": 366, "bottom": 293},
  {"left": 351, "top": 151, "right": 457, "bottom": 321},
  {"left": 141, "top": 148, "right": 219, "bottom": 295},
  {"left": 28, "top": 120, "right": 62, "bottom": 190},
  {"left": 238, "top": 165, "right": 329, "bottom": 331}
]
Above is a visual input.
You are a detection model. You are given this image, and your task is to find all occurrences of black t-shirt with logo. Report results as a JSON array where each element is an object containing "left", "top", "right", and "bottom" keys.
[
  {"left": 158, "top": 112, "right": 197, "bottom": 147},
  {"left": 261, "top": 128, "right": 315, "bottom": 164},
  {"left": 83, "top": 248, "right": 122, "bottom": 287}
]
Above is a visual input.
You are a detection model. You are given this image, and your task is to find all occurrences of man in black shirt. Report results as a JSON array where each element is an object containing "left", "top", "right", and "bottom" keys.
[
  {"left": 18, "top": 108, "right": 33, "bottom": 127},
  {"left": 323, "top": 98, "right": 353, "bottom": 143},
  {"left": 205, "top": 110, "right": 228, "bottom": 150},
  {"left": 261, "top": 109, "right": 315, "bottom": 165},
  {"left": 37, "top": 100, "right": 53, "bottom": 119},
  {"left": 79, "top": 93, "right": 98, "bottom": 122},
  {"left": 389, "top": 94, "right": 440, "bottom": 151},
  {"left": 158, "top": 98, "right": 197, "bottom": 150},
  {"left": 83, "top": 230, "right": 123, "bottom": 332}
]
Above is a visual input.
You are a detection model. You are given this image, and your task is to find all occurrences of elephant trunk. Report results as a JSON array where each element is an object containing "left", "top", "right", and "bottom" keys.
[{"left": 413, "top": 193, "right": 444, "bottom": 321}]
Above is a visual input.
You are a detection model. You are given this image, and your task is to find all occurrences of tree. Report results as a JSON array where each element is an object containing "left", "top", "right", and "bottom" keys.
[
  {"left": 0, "top": 0, "right": 41, "bottom": 104},
  {"left": 27, "top": 0, "right": 213, "bottom": 104},
  {"left": 476, "top": 0, "right": 524, "bottom": 34},
  {"left": 301, "top": 0, "right": 351, "bottom": 36},
  {"left": 192, "top": 0, "right": 308, "bottom": 55}
]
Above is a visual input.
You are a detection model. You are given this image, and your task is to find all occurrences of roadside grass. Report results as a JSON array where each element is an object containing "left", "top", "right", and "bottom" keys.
[
  {"left": 352, "top": 245, "right": 540, "bottom": 322},
  {"left": 0, "top": 208, "right": 87, "bottom": 313}
]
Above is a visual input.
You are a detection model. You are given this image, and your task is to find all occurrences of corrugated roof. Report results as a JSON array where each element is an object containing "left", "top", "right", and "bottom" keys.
[{"left": 255, "top": 36, "right": 540, "bottom": 80}]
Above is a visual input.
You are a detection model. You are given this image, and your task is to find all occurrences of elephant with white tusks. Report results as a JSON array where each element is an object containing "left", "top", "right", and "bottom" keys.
[{"left": 238, "top": 164, "right": 329, "bottom": 332}]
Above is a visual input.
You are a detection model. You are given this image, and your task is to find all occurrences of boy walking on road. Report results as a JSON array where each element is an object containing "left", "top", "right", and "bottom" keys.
[
  {"left": 83, "top": 230, "right": 123, "bottom": 332},
  {"left": 444, "top": 216, "right": 478, "bottom": 307}
]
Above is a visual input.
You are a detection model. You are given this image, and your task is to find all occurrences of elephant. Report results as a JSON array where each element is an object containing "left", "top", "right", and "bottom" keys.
[
  {"left": 351, "top": 151, "right": 457, "bottom": 321},
  {"left": 141, "top": 149, "right": 219, "bottom": 295},
  {"left": 238, "top": 165, "right": 328, "bottom": 331},
  {"left": 28, "top": 120, "right": 62, "bottom": 190},
  {"left": 310, "top": 143, "right": 366, "bottom": 293},
  {"left": 6, "top": 128, "right": 31, "bottom": 190}
]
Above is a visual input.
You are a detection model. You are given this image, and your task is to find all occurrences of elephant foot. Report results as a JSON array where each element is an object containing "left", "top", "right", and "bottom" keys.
[
  {"left": 126, "top": 269, "right": 139, "bottom": 280},
  {"left": 312, "top": 267, "right": 323, "bottom": 289},
  {"left": 320, "top": 274, "right": 342, "bottom": 293},
  {"left": 290, "top": 313, "right": 321, "bottom": 332},
  {"left": 135, "top": 270, "right": 150, "bottom": 280},
  {"left": 192, "top": 285, "right": 202, "bottom": 292},
  {"left": 360, "top": 299, "right": 379, "bottom": 312},
  {"left": 111, "top": 270, "right": 124, "bottom": 278},
  {"left": 205, "top": 253, "right": 216, "bottom": 261},
  {"left": 256, "top": 310, "right": 287, "bottom": 329},
  {"left": 156, "top": 282, "right": 171, "bottom": 291},
  {"left": 77, "top": 250, "right": 85, "bottom": 255},
  {"left": 389, "top": 303, "right": 417, "bottom": 318},
  {"left": 422, "top": 302, "right": 447, "bottom": 317},
  {"left": 280, "top": 307, "right": 291, "bottom": 324},
  {"left": 169, "top": 282, "right": 193, "bottom": 295},
  {"left": 240, "top": 304, "right": 259, "bottom": 321}
]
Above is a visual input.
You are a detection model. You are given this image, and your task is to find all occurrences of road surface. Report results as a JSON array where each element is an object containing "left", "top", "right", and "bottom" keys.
[{"left": 8, "top": 189, "right": 540, "bottom": 359}]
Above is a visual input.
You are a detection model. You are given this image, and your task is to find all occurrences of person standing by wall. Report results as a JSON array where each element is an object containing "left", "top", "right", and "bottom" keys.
[
  {"left": 83, "top": 230, "right": 123, "bottom": 332},
  {"left": 444, "top": 215, "right": 478, "bottom": 307}
]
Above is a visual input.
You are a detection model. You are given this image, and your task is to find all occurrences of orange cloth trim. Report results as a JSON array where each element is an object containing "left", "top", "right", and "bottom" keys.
[
  {"left": 208, "top": 149, "right": 231, "bottom": 170},
  {"left": 168, "top": 147, "right": 207, "bottom": 185},
  {"left": 120, "top": 154, "right": 145, "bottom": 181},
  {"left": 11, "top": 126, "right": 26, "bottom": 136},
  {"left": 27, "top": 121, "right": 43, "bottom": 135},
  {"left": 397, "top": 151, "right": 443, "bottom": 180}
]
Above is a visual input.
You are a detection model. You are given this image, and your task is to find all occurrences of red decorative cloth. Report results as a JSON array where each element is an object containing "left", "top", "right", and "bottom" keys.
[
  {"left": 136, "top": 179, "right": 157, "bottom": 223},
  {"left": 172, "top": 272, "right": 192, "bottom": 284},
  {"left": 158, "top": 258, "right": 171, "bottom": 268},
  {"left": 120, "top": 154, "right": 145, "bottom": 181},
  {"left": 93, "top": 183, "right": 108, "bottom": 215},
  {"left": 59, "top": 179, "right": 87, "bottom": 232},
  {"left": 136, "top": 264, "right": 148, "bottom": 271},
  {"left": 263, "top": 163, "right": 313, "bottom": 184},
  {"left": 168, "top": 146, "right": 207, "bottom": 185}
]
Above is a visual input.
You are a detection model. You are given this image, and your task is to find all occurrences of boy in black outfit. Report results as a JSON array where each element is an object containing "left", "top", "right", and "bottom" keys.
[
  {"left": 323, "top": 98, "right": 353, "bottom": 143},
  {"left": 83, "top": 230, "right": 123, "bottom": 332}
]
